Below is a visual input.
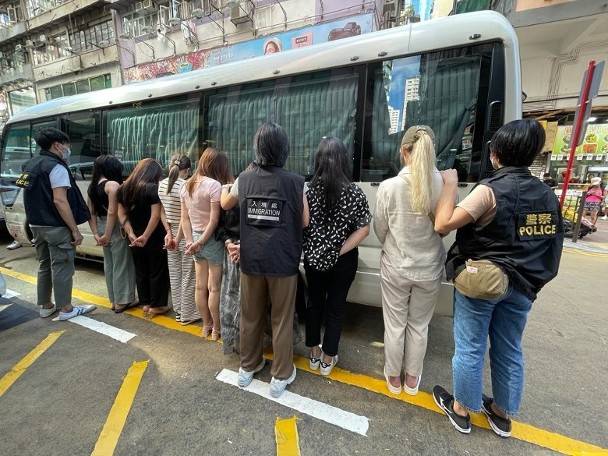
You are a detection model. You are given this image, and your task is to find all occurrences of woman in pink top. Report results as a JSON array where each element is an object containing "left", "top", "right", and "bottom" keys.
[
  {"left": 585, "top": 177, "right": 603, "bottom": 227},
  {"left": 181, "top": 148, "right": 232, "bottom": 340}
]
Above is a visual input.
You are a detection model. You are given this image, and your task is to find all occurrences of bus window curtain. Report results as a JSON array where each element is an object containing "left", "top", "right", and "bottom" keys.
[
  {"left": 106, "top": 100, "right": 199, "bottom": 171},
  {"left": 207, "top": 86, "right": 273, "bottom": 174},
  {"left": 405, "top": 53, "right": 481, "bottom": 172},
  {"left": 207, "top": 73, "right": 358, "bottom": 177},
  {"left": 275, "top": 74, "right": 358, "bottom": 178}
]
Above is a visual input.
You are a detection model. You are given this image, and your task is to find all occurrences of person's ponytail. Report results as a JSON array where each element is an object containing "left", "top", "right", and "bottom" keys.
[
  {"left": 409, "top": 131, "right": 436, "bottom": 214},
  {"left": 167, "top": 154, "right": 191, "bottom": 194}
]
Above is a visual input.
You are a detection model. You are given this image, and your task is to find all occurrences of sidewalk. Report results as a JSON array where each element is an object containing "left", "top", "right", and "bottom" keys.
[{"left": 564, "top": 217, "right": 608, "bottom": 254}]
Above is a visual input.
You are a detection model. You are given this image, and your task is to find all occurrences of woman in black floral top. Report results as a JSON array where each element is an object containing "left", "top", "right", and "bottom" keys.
[{"left": 304, "top": 137, "right": 372, "bottom": 376}]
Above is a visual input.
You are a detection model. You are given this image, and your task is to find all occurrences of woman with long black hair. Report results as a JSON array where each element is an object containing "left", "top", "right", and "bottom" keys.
[
  {"left": 159, "top": 154, "right": 200, "bottom": 325},
  {"left": 87, "top": 155, "right": 136, "bottom": 313},
  {"left": 118, "top": 158, "right": 170, "bottom": 315},
  {"left": 304, "top": 137, "right": 371, "bottom": 376}
]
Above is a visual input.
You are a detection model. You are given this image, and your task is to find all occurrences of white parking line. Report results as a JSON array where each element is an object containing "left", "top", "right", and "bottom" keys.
[
  {"left": 0, "top": 303, "right": 12, "bottom": 313},
  {"left": 216, "top": 369, "right": 369, "bottom": 436},
  {"left": 3, "top": 289, "right": 21, "bottom": 299},
  {"left": 57, "top": 316, "right": 136, "bottom": 343}
]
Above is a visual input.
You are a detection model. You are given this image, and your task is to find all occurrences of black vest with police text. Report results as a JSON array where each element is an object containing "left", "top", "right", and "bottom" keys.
[
  {"left": 238, "top": 166, "right": 304, "bottom": 276},
  {"left": 18, "top": 150, "right": 90, "bottom": 227},
  {"left": 449, "top": 166, "right": 563, "bottom": 300}
]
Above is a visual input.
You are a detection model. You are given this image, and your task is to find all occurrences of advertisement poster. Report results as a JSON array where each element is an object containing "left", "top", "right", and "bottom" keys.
[
  {"left": 124, "top": 14, "right": 374, "bottom": 83},
  {"left": 551, "top": 124, "right": 608, "bottom": 160}
]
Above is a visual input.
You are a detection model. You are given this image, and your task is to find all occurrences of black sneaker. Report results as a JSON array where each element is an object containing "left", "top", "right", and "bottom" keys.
[
  {"left": 432, "top": 385, "right": 471, "bottom": 434},
  {"left": 482, "top": 395, "right": 512, "bottom": 438}
]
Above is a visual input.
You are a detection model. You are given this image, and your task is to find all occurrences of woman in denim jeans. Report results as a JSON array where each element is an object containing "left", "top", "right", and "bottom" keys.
[{"left": 431, "top": 119, "right": 563, "bottom": 437}]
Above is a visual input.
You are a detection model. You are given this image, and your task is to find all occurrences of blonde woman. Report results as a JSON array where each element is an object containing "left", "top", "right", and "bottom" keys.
[
  {"left": 158, "top": 154, "right": 201, "bottom": 325},
  {"left": 374, "top": 125, "right": 445, "bottom": 396}
]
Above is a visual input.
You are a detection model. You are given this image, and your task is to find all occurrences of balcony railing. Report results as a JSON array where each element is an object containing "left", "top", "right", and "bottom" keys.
[
  {"left": 0, "top": 20, "right": 27, "bottom": 42},
  {"left": 0, "top": 62, "right": 33, "bottom": 85}
]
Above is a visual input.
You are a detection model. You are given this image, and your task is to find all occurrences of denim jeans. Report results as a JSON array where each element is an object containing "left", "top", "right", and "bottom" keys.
[{"left": 452, "top": 287, "right": 532, "bottom": 415}]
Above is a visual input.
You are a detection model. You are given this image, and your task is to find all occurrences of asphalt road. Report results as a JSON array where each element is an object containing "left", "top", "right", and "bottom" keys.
[{"left": 0, "top": 234, "right": 606, "bottom": 456}]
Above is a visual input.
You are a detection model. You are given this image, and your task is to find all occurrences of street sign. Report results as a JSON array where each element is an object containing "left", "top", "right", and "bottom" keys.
[
  {"left": 559, "top": 60, "right": 604, "bottom": 212},
  {"left": 574, "top": 60, "right": 605, "bottom": 146}
]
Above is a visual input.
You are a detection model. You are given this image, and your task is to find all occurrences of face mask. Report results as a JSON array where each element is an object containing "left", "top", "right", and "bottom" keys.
[{"left": 62, "top": 146, "right": 71, "bottom": 161}]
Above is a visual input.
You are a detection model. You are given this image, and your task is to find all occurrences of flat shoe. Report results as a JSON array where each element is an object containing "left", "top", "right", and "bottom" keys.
[
  {"left": 403, "top": 373, "right": 422, "bottom": 396},
  {"left": 114, "top": 301, "right": 138, "bottom": 314},
  {"left": 384, "top": 367, "right": 402, "bottom": 395}
]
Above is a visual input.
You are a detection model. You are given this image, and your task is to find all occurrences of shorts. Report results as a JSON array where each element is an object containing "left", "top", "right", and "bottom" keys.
[
  {"left": 585, "top": 201, "right": 601, "bottom": 211},
  {"left": 192, "top": 231, "right": 224, "bottom": 265}
]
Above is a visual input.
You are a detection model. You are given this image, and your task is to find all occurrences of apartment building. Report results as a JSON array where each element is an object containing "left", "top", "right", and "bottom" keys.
[{"left": 0, "top": 0, "right": 387, "bottom": 130}]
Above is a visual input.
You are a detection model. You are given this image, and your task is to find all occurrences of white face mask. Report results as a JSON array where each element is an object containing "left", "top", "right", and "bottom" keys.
[{"left": 62, "top": 146, "right": 71, "bottom": 161}]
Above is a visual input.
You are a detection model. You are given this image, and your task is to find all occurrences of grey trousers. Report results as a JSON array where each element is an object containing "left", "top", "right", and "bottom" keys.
[
  {"left": 31, "top": 226, "right": 75, "bottom": 309},
  {"left": 381, "top": 255, "right": 441, "bottom": 378},
  {"left": 97, "top": 217, "right": 136, "bottom": 305}
]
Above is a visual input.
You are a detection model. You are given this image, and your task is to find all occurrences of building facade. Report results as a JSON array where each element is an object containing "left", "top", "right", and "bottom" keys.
[{"left": 0, "top": 0, "right": 391, "bottom": 130}]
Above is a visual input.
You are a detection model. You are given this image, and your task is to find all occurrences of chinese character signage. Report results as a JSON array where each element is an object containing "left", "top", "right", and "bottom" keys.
[{"left": 551, "top": 124, "right": 608, "bottom": 160}]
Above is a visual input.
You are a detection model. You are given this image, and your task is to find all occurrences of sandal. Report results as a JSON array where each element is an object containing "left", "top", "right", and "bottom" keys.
[
  {"left": 202, "top": 325, "right": 212, "bottom": 338},
  {"left": 147, "top": 306, "right": 170, "bottom": 316},
  {"left": 114, "top": 301, "right": 139, "bottom": 314},
  {"left": 211, "top": 329, "right": 221, "bottom": 341}
]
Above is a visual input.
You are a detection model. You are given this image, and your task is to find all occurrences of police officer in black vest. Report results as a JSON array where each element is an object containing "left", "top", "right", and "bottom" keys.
[
  {"left": 17, "top": 128, "right": 95, "bottom": 321},
  {"left": 430, "top": 119, "right": 563, "bottom": 437},
  {"left": 221, "top": 122, "right": 309, "bottom": 398}
]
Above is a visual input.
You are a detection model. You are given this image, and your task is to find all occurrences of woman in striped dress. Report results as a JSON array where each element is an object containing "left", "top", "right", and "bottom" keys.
[{"left": 158, "top": 155, "right": 201, "bottom": 325}]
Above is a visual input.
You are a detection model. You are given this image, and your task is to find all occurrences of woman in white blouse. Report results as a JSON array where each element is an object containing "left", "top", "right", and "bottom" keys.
[{"left": 373, "top": 125, "right": 445, "bottom": 396}]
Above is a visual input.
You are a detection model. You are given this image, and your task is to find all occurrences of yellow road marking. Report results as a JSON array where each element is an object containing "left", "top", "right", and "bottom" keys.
[
  {"left": 91, "top": 360, "right": 148, "bottom": 456},
  {"left": 275, "top": 416, "right": 301, "bottom": 456},
  {"left": 0, "top": 331, "right": 64, "bottom": 397},
  {"left": 563, "top": 248, "right": 608, "bottom": 258},
  {"left": 3, "top": 267, "right": 607, "bottom": 455}
]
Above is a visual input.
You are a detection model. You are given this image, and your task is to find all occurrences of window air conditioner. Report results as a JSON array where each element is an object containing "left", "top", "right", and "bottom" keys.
[{"left": 230, "top": 1, "right": 252, "bottom": 26}]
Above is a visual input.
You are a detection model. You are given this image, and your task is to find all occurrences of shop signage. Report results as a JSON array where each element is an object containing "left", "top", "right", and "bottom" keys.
[{"left": 551, "top": 124, "right": 608, "bottom": 161}]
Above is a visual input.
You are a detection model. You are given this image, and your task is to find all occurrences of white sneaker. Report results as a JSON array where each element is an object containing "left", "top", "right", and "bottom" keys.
[
  {"left": 403, "top": 373, "right": 422, "bottom": 396},
  {"left": 58, "top": 305, "right": 96, "bottom": 321},
  {"left": 39, "top": 304, "right": 57, "bottom": 318},
  {"left": 602, "top": 216, "right": 608, "bottom": 221},
  {"left": 269, "top": 365, "right": 297, "bottom": 398},
  {"left": 319, "top": 354, "right": 338, "bottom": 377},
  {"left": 384, "top": 366, "right": 402, "bottom": 395},
  {"left": 238, "top": 359, "right": 265, "bottom": 387},
  {"left": 6, "top": 240, "right": 21, "bottom": 250},
  {"left": 309, "top": 345, "right": 322, "bottom": 370}
]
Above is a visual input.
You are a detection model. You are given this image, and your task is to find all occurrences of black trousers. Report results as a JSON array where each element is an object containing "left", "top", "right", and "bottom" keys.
[
  {"left": 304, "top": 248, "right": 358, "bottom": 356},
  {"left": 131, "top": 245, "right": 169, "bottom": 308}
]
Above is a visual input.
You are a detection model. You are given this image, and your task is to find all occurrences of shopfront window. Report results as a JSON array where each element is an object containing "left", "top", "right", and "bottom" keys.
[{"left": 8, "top": 88, "right": 36, "bottom": 115}]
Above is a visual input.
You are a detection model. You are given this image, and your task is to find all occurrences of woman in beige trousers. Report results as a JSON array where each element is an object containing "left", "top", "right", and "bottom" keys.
[{"left": 373, "top": 125, "right": 445, "bottom": 396}]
